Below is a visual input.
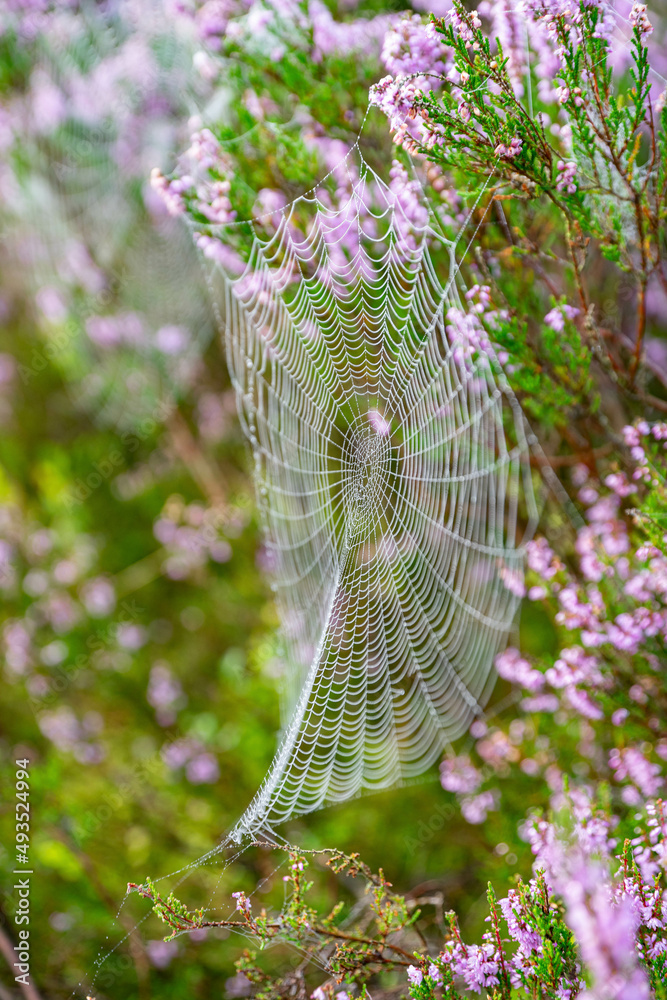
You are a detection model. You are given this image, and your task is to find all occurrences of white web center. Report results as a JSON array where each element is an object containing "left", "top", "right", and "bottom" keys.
[{"left": 343, "top": 416, "right": 394, "bottom": 544}]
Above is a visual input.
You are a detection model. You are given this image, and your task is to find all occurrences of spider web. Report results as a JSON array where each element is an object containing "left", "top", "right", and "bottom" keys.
[{"left": 201, "top": 147, "right": 540, "bottom": 842}]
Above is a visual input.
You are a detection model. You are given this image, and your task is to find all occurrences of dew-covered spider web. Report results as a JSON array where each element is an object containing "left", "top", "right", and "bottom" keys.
[{"left": 198, "top": 144, "right": 540, "bottom": 844}]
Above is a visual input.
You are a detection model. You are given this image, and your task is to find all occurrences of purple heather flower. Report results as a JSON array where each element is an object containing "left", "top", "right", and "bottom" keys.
[
  {"left": 80, "top": 576, "right": 116, "bottom": 618},
  {"left": 521, "top": 693, "right": 560, "bottom": 712},
  {"left": 496, "top": 647, "right": 545, "bottom": 691},
  {"left": 495, "top": 136, "right": 523, "bottom": 158},
  {"left": 232, "top": 891, "right": 252, "bottom": 914},
  {"left": 499, "top": 890, "right": 542, "bottom": 954},
  {"left": 186, "top": 752, "right": 220, "bottom": 785},
  {"left": 155, "top": 324, "right": 189, "bottom": 355},
  {"left": 147, "top": 662, "right": 183, "bottom": 713},
  {"left": 447, "top": 6, "right": 481, "bottom": 42},
  {"left": 609, "top": 747, "right": 662, "bottom": 798},
  {"left": 440, "top": 754, "right": 482, "bottom": 793},
  {"left": 454, "top": 942, "right": 499, "bottom": 992},
  {"left": 427, "top": 963, "right": 442, "bottom": 985},
  {"left": 544, "top": 302, "right": 580, "bottom": 332},
  {"left": 146, "top": 938, "right": 178, "bottom": 969},
  {"left": 381, "top": 15, "right": 446, "bottom": 79},
  {"left": 461, "top": 790, "right": 498, "bottom": 824},
  {"left": 407, "top": 965, "right": 423, "bottom": 986},
  {"left": 629, "top": 2, "right": 653, "bottom": 33},
  {"left": 526, "top": 537, "right": 559, "bottom": 578},
  {"left": 556, "top": 160, "right": 579, "bottom": 193}
]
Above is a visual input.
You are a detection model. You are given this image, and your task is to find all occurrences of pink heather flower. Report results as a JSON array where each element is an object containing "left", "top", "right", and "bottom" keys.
[
  {"left": 495, "top": 136, "right": 522, "bottom": 158},
  {"left": 477, "top": 729, "right": 519, "bottom": 767},
  {"left": 407, "top": 965, "right": 423, "bottom": 985},
  {"left": 147, "top": 663, "right": 183, "bottom": 710},
  {"left": 465, "top": 284, "right": 492, "bottom": 313},
  {"left": 611, "top": 708, "right": 629, "bottom": 726},
  {"left": 186, "top": 752, "right": 220, "bottom": 785},
  {"left": 499, "top": 890, "right": 542, "bottom": 954},
  {"left": 555, "top": 160, "right": 577, "bottom": 194},
  {"left": 461, "top": 790, "right": 497, "bottom": 824},
  {"left": 571, "top": 463, "right": 589, "bottom": 487},
  {"left": 544, "top": 303, "right": 579, "bottom": 332},
  {"left": 195, "top": 234, "right": 246, "bottom": 274},
  {"left": 623, "top": 425, "right": 641, "bottom": 447},
  {"left": 440, "top": 754, "right": 482, "bottom": 793},
  {"left": 629, "top": 2, "right": 653, "bottom": 33},
  {"left": 629, "top": 683, "right": 649, "bottom": 704},
  {"left": 117, "top": 623, "right": 147, "bottom": 650},
  {"left": 388, "top": 160, "right": 429, "bottom": 253},
  {"left": 521, "top": 693, "right": 559, "bottom": 713},
  {"left": 381, "top": 15, "right": 447, "bottom": 79},
  {"left": 567, "top": 873, "right": 650, "bottom": 999},
  {"left": 454, "top": 942, "right": 499, "bottom": 991},
  {"left": 458, "top": 101, "right": 472, "bottom": 122},
  {"left": 578, "top": 485, "right": 599, "bottom": 505},
  {"left": 606, "top": 613, "right": 646, "bottom": 654},
  {"left": 80, "top": 576, "right": 116, "bottom": 617},
  {"left": 155, "top": 324, "right": 189, "bottom": 355},
  {"left": 610, "top": 748, "right": 662, "bottom": 797},
  {"left": 526, "top": 537, "right": 559, "bottom": 578},
  {"left": 35, "top": 286, "right": 68, "bottom": 322},
  {"left": 500, "top": 565, "right": 526, "bottom": 597},
  {"left": 564, "top": 686, "right": 603, "bottom": 720},
  {"left": 447, "top": 6, "right": 481, "bottom": 42},
  {"left": 545, "top": 646, "right": 601, "bottom": 689},
  {"left": 555, "top": 584, "right": 604, "bottom": 632},
  {"left": 495, "top": 647, "right": 545, "bottom": 691},
  {"left": 232, "top": 891, "right": 251, "bottom": 914},
  {"left": 150, "top": 167, "right": 187, "bottom": 216},
  {"left": 585, "top": 496, "right": 621, "bottom": 524},
  {"left": 146, "top": 938, "right": 177, "bottom": 969},
  {"left": 605, "top": 472, "right": 635, "bottom": 497},
  {"left": 428, "top": 963, "right": 442, "bottom": 985},
  {"left": 255, "top": 187, "right": 287, "bottom": 227}
]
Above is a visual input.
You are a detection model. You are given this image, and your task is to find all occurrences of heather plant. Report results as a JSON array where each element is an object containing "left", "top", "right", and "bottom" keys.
[
  {"left": 371, "top": 0, "right": 667, "bottom": 426},
  {"left": 132, "top": 793, "right": 667, "bottom": 997}
]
